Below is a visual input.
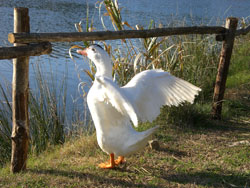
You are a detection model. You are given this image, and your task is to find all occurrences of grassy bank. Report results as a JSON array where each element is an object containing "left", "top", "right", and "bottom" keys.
[{"left": 0, "top": 109, "right": 249, "bottom": 187}]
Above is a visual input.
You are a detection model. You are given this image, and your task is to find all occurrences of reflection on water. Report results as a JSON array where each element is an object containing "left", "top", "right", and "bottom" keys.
[{"left": 0, "top": 0, "right": 249, "bottom": 118}]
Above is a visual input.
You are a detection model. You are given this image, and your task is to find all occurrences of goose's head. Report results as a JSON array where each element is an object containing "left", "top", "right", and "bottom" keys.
[{"left": 77, "top": 44, "right": 112, "bottom": 78}]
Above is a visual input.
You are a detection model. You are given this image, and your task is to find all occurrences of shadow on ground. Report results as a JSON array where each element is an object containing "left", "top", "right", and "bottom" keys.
[
  {"left": 28, "top": 168, "right": 163, "bottom": 188},
  {"left": 161, "top": 170, "right": 249, "bottom": 187}
]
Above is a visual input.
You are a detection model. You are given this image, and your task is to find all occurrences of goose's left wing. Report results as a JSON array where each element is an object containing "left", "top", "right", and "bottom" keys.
[{"left": 96, "top": 76, "right": 138, "bottom": 126}]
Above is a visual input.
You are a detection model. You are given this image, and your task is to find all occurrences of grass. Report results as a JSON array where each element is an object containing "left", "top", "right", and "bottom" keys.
[
  {"left": 0, "top": 115, "right": 249, "bottom": 187},
  {"left": 227, "top": 35, "right": 250, "bottom": 88}
]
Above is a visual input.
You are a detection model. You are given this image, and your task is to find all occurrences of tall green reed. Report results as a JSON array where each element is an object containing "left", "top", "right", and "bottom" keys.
[
  {"left": 0, "top": 83, "right": 12, "bottom": 167},
  {"left": 75, "top": 0, "right": 220, "bottom": 97},
  {"left": 29, "top": 61, "right": 94, "bottom": 155},
  {"left": 29, "top": 62, "right": 66, "bottom": 154},
  {"left": 0, "top": 60, "right": 93, "bottom": 166},
  {"left": 0, "top": 62, "right": 68, "bottom": 166}
]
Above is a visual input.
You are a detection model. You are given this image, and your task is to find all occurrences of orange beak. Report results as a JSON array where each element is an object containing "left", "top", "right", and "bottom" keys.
[{"left": 77, "top": 49, "right": 88, "bottom": 56}]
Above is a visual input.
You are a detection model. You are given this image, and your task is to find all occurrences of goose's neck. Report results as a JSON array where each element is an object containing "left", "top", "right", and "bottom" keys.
[{"left": 95, "top": 60, "right": 112, "bottom": 78}]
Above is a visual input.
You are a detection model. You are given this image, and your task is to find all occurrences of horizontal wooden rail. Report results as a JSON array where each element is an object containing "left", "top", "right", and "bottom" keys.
[
  {"left": 235, "top": 25, "right": 250, "bottom": 36},
  {"left": 8, "top": 26, "right": 227, "bottom": 43},
  {"left": 0, "top": 42, "right": 52, "bottom": 60},
  {"left": 216, "top": 24, "right": 250, "bottom": 41}
]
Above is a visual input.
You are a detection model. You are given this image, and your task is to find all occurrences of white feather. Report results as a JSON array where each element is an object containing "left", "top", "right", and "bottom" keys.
[
  {"left": 123, "top": 69, "right": 201, "bottom": 122},
  {"left": 78, "top": 45, "right": 201, "bottom": 157},
  {"left": 95, "top": 76, "right": 138, "bottom": 126}
]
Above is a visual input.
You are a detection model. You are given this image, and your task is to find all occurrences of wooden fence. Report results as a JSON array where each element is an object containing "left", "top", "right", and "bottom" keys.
[{"left": 0, "top": 7, "right": 249, "bottom": 173}]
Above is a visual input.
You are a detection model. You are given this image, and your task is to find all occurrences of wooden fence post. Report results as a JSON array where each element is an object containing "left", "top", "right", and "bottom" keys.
[
  {"left": 11, "top": 7, "right": 30, "bottom": 173},
  {"left": 212, "top": 17, "right": 238, "bottom": 120}
]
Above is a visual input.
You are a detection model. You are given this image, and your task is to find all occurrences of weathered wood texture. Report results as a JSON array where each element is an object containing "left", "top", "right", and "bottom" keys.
[
  {"left": 0, "top": 42, "right": 52, "bottom": 60},
  {"left": 235, "top": 25, "right": 250, "bottom": 36},
  {"left": 8, "top": 26, "right": 227, "bottom": 43},
  {"left": 216, "top": 25, "right": 250, "bottom": 41},
  {"left": 11, "top": 7, "right": 30, "bottom": 173},
  {"left": 212, "top": 17, "right": 238, "bottom": 120}
]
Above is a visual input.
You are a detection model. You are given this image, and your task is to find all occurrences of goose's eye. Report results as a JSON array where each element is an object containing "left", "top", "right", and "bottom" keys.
[{"left": 91, "top": 48, "right": 96, "bottom": 52}]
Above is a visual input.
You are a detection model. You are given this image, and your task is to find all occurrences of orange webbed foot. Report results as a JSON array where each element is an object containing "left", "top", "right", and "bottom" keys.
[
  {"left": 98, "top": 153, "right": 115, "bottom": 169},
  {"left": 115, "top": 156, "right": 125, "bottom": 165},
  {"left": 98, "top": 162, "right": 115, "bottom": 169}
]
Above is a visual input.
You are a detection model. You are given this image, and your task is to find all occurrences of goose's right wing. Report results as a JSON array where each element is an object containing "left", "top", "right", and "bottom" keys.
[{"left": 122, "top": 69, "right": 201, "bottom": 123}]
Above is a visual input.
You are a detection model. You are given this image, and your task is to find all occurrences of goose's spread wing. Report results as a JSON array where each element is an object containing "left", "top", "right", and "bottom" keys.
[
  {"left": 95, "top": 76, "right": 138, "bottom": 126},
  {"left": 122, "top": 69, "right": 201, "bottom": 122}
]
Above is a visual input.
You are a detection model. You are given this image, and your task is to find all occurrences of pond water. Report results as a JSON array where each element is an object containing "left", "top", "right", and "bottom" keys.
[{"left": 0, "top": 0, "right": 249, "bottom": 119}]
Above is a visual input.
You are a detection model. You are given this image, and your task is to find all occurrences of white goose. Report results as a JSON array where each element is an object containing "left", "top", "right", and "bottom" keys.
[{"left": 77, "top": 44, "right": 201, "bottom": 169}]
